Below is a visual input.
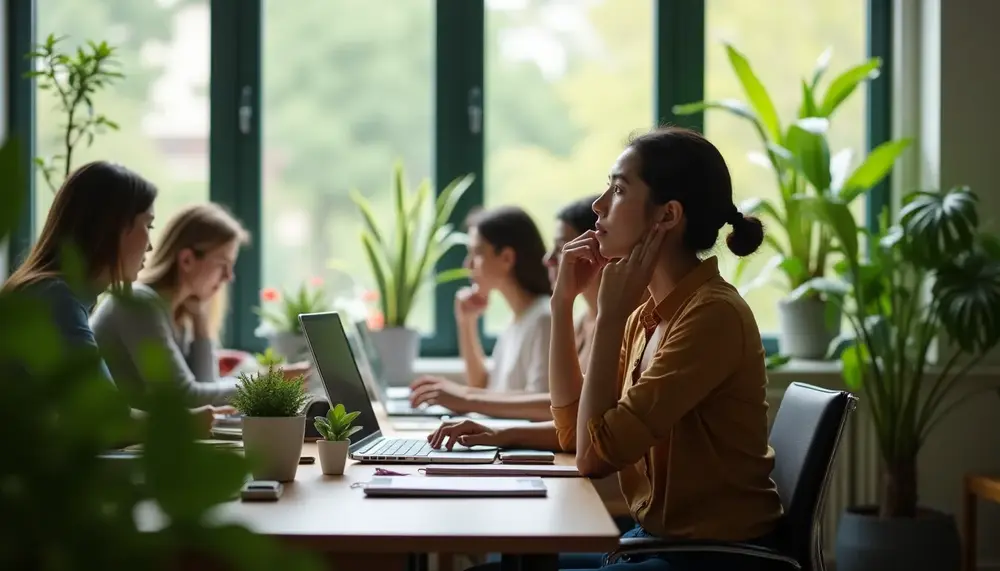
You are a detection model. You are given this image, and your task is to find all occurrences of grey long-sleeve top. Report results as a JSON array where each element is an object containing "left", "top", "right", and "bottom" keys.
[{"left": 90, "top": 282, "right": 238, "bottom": 408}]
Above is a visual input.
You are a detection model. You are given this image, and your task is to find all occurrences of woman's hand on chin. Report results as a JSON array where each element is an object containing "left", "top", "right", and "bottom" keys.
[
  {"left": 598, "top": 223, "right": 668, "bottom": 319},
  {"left": 553, "top": 231, "right": 608, "bottom": 305}
]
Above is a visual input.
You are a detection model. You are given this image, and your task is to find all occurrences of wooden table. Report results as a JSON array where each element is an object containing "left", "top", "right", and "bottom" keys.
[
  {"left": 385, "top": 413, "right": 630, "bottom": 519},
  {"left": 137, "top": 404, "right": 621, "bottom": 571},
  {"left": 962, "top": 474, "right": 1000, "bottom": 571}
]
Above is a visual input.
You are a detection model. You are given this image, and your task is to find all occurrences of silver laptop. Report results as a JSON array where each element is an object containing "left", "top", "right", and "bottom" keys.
[
  {"left": 298, "top": 311, "right": 498, "bottom": 464},
  {"left": 350, "top": 319, "right": 452, "bottom": 418}
]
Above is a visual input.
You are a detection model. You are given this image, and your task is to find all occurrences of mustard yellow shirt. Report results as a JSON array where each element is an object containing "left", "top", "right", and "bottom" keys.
[{"left": 553, "top": 256, "right": 782, "bottom": 541}]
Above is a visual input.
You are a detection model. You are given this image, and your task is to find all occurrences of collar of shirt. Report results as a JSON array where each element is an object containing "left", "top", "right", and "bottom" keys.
[{"left": 638, "top": 256, "right": 721, "bottom": 333}]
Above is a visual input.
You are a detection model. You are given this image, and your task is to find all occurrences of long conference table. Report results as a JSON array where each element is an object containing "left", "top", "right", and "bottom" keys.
[{"left": 135, "top": 401, "right": 624, "bottom": 571}]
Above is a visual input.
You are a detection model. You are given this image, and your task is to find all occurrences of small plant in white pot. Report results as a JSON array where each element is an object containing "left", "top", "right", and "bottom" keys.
[
  {"left": 313, "top": 404, "right": 362, "bottom": 476},
  {"left": 230, "top": 365, "right": 310, "bottom": 482}
]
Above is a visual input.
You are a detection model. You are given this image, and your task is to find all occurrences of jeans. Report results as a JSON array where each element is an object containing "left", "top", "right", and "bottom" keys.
[{"left": 471, "top": 525, "right": 781, "bottom": 571}]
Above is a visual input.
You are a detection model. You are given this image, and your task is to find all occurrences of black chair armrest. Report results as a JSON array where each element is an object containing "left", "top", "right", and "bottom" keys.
[{"left": 606, "top": 537, "right": 801, "bottom": 569}]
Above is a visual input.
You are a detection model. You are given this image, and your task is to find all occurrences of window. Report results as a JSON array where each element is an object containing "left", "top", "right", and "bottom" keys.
[
  {"left": 34, "top": 0, "right": 210, "bottom": 245},
  {"left": 482, "top": 0, "right": 655, "bottom": 336},
  {"left": 11, "top": 0, "right": 891, "bottom": 357},
  {"left": 260, "top": 0, "right": 436, "bottom": 334},
  {"left": 703, "top": 0, "right": 867, "bottom": 334}
]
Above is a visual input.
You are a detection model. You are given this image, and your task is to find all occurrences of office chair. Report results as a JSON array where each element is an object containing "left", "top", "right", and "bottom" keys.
[{"left": 606, "top": 382, "right": 857, "bottom": 571}]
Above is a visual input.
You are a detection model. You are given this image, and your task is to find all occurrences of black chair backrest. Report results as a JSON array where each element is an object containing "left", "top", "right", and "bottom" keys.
[
  {"left": 303, "top": 398, "right": 331, "bottom": 440},
  {"left": 769, "top": 382, "right": 856, "bottom": 568}
]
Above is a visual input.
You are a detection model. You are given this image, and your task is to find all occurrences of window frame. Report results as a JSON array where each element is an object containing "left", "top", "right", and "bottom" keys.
[{"left": 7, "top": 0, "right": 892, "bottom": 360}]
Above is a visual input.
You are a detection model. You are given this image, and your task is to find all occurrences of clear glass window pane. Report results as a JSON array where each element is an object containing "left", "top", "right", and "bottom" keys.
[
  {"left": 704, "top": 0, "right": 867, "bottom": 333},
  {"left": 261, "top": 1, "right": 435, "bottom": 334},
  {"left": 483, "top": 0, "right": 655, "bottom": 336},
  {"left": 35, "top": 0, "right": 211, "bottom": 244}
]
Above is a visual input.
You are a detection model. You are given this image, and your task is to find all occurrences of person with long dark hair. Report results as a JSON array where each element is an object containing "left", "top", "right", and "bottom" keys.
[
  {"left": 409, "top": 206, "right": 555, "bottom": 420},
  {"left": 3, "top": 161, "right": 232, "bottom": 435}
]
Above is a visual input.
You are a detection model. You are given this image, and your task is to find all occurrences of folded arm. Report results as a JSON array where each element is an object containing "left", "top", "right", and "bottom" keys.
[{"left": 109, "top": 300, "right": 238, "bottom": 407}]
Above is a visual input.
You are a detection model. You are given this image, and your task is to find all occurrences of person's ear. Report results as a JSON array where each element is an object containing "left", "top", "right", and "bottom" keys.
[
  {"left": 177, "top": 248, "right": 197, "bottom": 272},
  {"left": 499, "top": 246, "right": 516, "bottom": 270},
  {"left": 658, "top": 201, "right": 684, "bottom": 230}
]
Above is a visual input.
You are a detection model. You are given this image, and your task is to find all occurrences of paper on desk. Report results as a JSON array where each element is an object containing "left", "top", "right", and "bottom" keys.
[
  {"left": 421, "top": 463, "right": 580, "bottom": 477},
  {"left": 362, "top": 475, "right": 548, "bottom": 497}
]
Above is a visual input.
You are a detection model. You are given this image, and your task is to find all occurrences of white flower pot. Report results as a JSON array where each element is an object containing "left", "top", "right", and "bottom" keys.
[
  {"left": 317, "top": 439, "right": 350, "bottom": 475},
  {"left": 778, "top": 295, "right": 841, "bottom": 360},
  {"left": 368, "top": 326, "right": 420, "bottom": 387},
  {"left": 240, "top": 416, "right": 306, "bottom": 482},
  {"left": 268, "top": 331, "right": 310, "bottom": 362}
]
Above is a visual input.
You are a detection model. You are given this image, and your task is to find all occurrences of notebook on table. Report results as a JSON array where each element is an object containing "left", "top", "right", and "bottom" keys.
[
  {"left": 362, "top": 476, "right": 548, "bottom": 498},
  {"left": 422, "top": 464, "right": 580, "bottom": 477},
  {"left": 298, "top": 311, "right": 498, "bottom": 464}
]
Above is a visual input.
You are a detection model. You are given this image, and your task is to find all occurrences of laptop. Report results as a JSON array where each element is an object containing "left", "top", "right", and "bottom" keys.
[
  {"left": 350, "top": 319, "right": 452, "bottom": 417},
  {"left": 298, "top": 311, "right": 499, "bottom": 464}
]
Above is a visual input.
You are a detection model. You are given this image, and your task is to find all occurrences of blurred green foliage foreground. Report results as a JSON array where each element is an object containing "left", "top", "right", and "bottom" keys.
[{"left": 0, "top": 137, "right": 321, "bottom": 570}]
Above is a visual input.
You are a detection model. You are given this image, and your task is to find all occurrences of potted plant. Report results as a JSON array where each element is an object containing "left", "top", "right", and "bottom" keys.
[
  {"left": 253, "top": 280, "right": 330, "bottom": 362},
  {"left": 798, "top": 186, "right": 1000, "bottom": 571},
  {"left": 349, "top": 161, "right": 474, "bottom": 386},
  {"left": 674, "top": 44, "right": 911, "bottom": 359},
  {"left": 230, "top": 365, "right": 310, "bottom": 482},
  {"left": 313, "top": 403, "right": 363, "bottom": 476}
]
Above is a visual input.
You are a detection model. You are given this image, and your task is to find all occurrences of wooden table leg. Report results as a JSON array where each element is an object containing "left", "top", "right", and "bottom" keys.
[{"left": 962, "top": 475, "right": 978, "bottom": 571}]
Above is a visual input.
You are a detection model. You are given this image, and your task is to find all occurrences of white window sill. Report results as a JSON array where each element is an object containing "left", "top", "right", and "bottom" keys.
[
  {"left": 414, "top": 357, "right": 847, "bottom": 387},
  {"left": 414, "top": 357, "right": 1000, "bottom": 390}
]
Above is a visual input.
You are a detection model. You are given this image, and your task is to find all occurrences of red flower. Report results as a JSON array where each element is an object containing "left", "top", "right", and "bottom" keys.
[
  {"left": 367, "top": 310, "right": 385, "bottom": 331},
  {"left": 361, "top": 289, "right": 379, "bottom": 302},
  {"left": 261, "top": 287, "right": 280, "bottom": 302},
  {"left": 309, "top": 276, "right": 324, "bottom": 287}
]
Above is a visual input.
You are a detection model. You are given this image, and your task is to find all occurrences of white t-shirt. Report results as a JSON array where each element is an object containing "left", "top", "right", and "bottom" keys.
[{"left": 488, "top": 296, "right": 552, "bottom": 393}]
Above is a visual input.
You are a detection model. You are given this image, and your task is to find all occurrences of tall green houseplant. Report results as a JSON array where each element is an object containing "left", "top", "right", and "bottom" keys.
[
  {"left": 800, "top": 186, "right": 1000, "bottom": 570},
  {"left": 349, "top": 161, "right": 474, "bottom": 386},
  {"left": 674, "top": 44, "right": 911, "bottom": 359},
  {"left": 27, "top": 34, "right": 123, "bottom": 193}
]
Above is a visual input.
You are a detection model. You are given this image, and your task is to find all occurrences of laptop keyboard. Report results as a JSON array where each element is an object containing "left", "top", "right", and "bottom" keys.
[{"left": 361, "top": 438, "right": 433, "bottom": 458}]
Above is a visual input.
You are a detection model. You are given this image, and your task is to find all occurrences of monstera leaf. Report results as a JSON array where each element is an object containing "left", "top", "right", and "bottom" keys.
[
  {"left": 899, "top": 186, "right": 979, "bottom": 267},
  {"left": 933, "top": 252, "right": 1000, "bottom": 354}
]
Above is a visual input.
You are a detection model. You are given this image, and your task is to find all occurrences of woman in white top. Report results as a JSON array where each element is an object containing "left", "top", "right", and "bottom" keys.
[{"left": 409, "top": 206, "right": 553, "bottom": 420}]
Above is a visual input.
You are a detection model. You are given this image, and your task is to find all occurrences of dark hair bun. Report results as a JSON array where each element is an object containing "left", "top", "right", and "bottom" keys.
[{"left": 725, "top": 214, "right": 765, "bottom": 257}]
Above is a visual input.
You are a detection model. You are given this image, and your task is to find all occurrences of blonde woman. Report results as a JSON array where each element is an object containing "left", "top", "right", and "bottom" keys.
[{"left": 90, "top": 203, "right": 309, "bottom": 408}]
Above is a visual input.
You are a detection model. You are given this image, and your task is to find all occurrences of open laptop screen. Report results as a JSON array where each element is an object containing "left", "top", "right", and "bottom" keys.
[
  {"left": 298, "top": 312, "right": 381, "bottom": 445},
  {"left": 354, "top": 320, "right": 384, "bottom": 380}
]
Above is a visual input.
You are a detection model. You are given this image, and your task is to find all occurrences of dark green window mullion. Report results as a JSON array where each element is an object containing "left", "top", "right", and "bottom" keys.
[
  {"left": 425, "top": 0, "right": 485, "bottom": 358},
  {"left": 211, "top": 0, "right": 264, "bottom": 352},
  {"left": 866, "top": 0, "right": 893, "bottom": 232},
  {"left": 5, "top": 0, "right": 36, "bottom": 272},
  {"left": 654, "top": 1, "right": 781, "bottom": 354}
]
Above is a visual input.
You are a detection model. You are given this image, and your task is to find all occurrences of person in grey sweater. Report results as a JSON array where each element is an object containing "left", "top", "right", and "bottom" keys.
[
  {"left": 90, "top": 203, "right": 310, "bottom": 409},
  {"left": 2, "top": 161, "right": 229, "bottom": 437}
]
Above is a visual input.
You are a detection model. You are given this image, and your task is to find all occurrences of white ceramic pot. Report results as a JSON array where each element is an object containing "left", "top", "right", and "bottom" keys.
[
  {"left": 268, "top": 331, "right": 310, "bottom": 362},
  {"left": 240, "top": 416, "right": 306, "bottom": 482},
  {"left": 368, "top": 326, "right": 420, "bottom": 387},
  {"left": 317, "top": 439, "right": 350, "bottom": 475},
  {"left": 777, "top": 295, "right": 841, "bottom": 360}
]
